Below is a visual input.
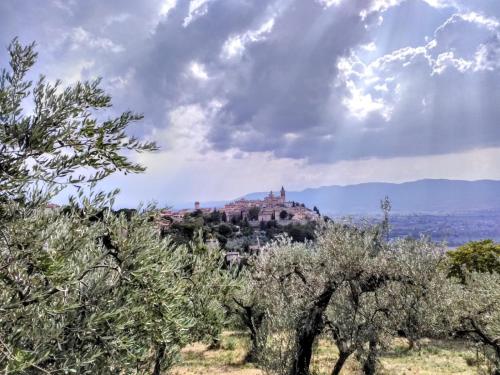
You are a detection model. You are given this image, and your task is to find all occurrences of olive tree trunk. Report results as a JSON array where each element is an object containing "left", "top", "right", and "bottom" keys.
[
  {"left": 289, "top": 283, "right": 338, "bottom": 375},
  {"left": 331, "top": 350, "right": 353, "bottom": 375},
  {"left": 362, "top": 338, "right": 378, "bottom": 375}
]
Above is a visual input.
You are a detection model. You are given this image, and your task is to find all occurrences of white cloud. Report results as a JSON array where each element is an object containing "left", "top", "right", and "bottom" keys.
[
  {"left": 474, "top": 43, "right": 500, "bottom": 71},
  {"left": 68, "top": 27, "right": 124, "bottom": 53},
  {"left": 433, "top": 51, "right": 473, "bottom": 74},
  {"left": 317, "top": 0, "right": 343, "bottom": 8},
  {"left": 51, "top": 0, "right": 76, "bottom": 15},
  {"left": 360, "top": 0, "right": 404, "bottom": 19},
  {"left": 221, "top": 18, "right": 275, "bottom": 60},
  {"left": 53, "top": 59, "right": 96, "bottom": 85},
  {"left": 337, "top": 55, "right": 394, "bottom": 120},
  {"left": 342, "top": 80, "right": 390, "bottom": 120},
  {"left": 422, "top": 0, "right": 458, "bottom": 9},
  {"left": 160, "top": 0, "right": 177, "bottom": 16},
  {"left": 460, "top": 12, "right": 499, "bottom": 30},
  {"left": 284, "top": 132, "right": 300, "bottom": 141},
  {"left": 338, "top": 6, "right": 500, "bottom": 120},
  {"left": 183, "top": 0, "right": 211, "bottom": 27},
  {"left": 188, "top": 61, "right": 209, "bottom": 80},
  {"left": 361, "top": 42, "right": 377, "bottom": 52},
  {"left": 108, "top": 68, "right": 135, "bottom": 89}
]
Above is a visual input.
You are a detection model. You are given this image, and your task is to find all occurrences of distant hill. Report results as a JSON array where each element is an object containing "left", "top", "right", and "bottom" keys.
[{"left": 242, "top": 179, "right": 500, "bottom": 215}]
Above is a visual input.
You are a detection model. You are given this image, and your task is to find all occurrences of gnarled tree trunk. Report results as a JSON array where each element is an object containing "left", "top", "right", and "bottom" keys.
[
  {"left": 289, "top": 283, "right": 338, "bottom": 375},
  {"left": 331, "top": 349, "right": 352, "bottom": 375},
  {"left": 362, "top": 337, "right": 378, "bottom": 375},
  {"left": 153, "top": 343, "right": 166, "bottom": 375},
  {"left": 244, "top": 307, "right": 264, "bottom": 362}
]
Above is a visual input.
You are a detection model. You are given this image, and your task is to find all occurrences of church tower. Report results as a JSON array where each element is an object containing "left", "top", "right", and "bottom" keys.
[{"left": 280, "top": 186, "right": 286, "bottom": 204}]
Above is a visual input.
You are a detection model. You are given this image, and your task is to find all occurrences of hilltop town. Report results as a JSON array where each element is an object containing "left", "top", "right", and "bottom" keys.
[
  {"left": 160, "top": 187, "right": 321, "bottom": 227},
  {"left": 158, "top": 187, "right": 321, "bottom": 257}
]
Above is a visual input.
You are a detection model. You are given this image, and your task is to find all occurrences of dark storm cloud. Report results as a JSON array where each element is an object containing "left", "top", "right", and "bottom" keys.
[
  {"left": 122, "top": 0, "right": 385, "bottom": 153},
  {"left": 128, "top": 0, "right": 267, "bottom": 126},
  {"left": 207, "top": 0, "right": 375, "bottom": 154},
  {"left": 2, "top": 0, "right": 500, "bottom": 163}
]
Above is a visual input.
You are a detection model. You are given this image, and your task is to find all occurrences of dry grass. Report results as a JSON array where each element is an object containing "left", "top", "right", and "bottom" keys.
[
  {"left": 171, "top": 331, "right": 262, "bottom": 375},
  {"left": 170, "top": 332, "right": 484, "bottom": 375}
]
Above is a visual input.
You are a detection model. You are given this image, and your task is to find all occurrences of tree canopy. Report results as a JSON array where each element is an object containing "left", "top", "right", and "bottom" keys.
[
  {"left": 0, "top": 39, "right": 233, "bottom": 374},
  {"left": 447, "top": 239, "right": 500, "bottom": 279}
]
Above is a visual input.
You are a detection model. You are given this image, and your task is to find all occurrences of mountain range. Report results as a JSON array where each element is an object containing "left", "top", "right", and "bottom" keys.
[{"left": 240, "top": 179, "right": 500, "bottom": 215}]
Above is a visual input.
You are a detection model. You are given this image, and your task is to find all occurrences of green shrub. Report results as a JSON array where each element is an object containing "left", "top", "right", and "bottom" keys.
[{"left": 447, "top": 240, "right": 500, "bottom": 279}]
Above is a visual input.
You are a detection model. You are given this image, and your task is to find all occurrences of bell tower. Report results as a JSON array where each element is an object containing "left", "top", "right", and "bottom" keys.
[{"left": 280, "top": 186, "right": 286, "bottom": 204}]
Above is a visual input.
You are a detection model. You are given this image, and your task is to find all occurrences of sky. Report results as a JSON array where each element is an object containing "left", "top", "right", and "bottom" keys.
[{"left": 1, "top": 0, "right": 500, "bottom": 207}]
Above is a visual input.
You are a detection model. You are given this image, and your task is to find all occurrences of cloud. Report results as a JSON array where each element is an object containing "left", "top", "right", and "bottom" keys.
[
  {"left": 315, "top": 6, "right": 500, "bottom": 161},
  {"left": 220, "top": 18, "right": 275, "bottom": 60},
  {"left": 160, "top": 0, "right": 177, "bottom": 17},
  {"left": 64, "top": 27, "right": 125, "bottom": 53},
  {"left": 95, "top": 100, "right": 500, "bottom": 205},
  {"left": 194, "top": 0, "right": 383, "bottom": 158},
  {"left": 112, "top": 0, "right": 500, "bottom": 165},
  {"left": 2, "top": 0, "right": 500, "bottom": 204}
]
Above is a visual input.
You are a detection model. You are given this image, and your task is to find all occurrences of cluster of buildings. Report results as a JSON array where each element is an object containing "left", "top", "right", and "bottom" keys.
[{"left": 160, "top": 187, "right": 321, "bottom": 226}]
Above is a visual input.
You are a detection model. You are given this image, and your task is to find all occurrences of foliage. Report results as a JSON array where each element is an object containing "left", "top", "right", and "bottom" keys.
[
  {"left": 445, "top": 240, "right": 500, "bottom": 373},
  {"left": 226, "top": 236, "right": 251, "bottom": 253},
  {"left": 0, "top": 39, "right": 233, "bottom": 374},
  {"left": 248, "top": 221, "right": 456, "bottom": 375},
  {"left": 206, "top": 209, "right": 222, "bottom": 224},
  {"left": 0, "top": 196, "right": 233, "bottom": 374},
  {"left": 279, "top": 210, "right": 288, "bottom": 220},
  {"left": 226, "top": 266, "right": 266, "bottom": 363},
  {"left": 283, "top": 222, "right": 316, "bottom": 242},
  {"left": 451, "top": 272, "right": 500, "bottom": 374},
  {"left": 218, "top": 223, "right": 234, "bottom": 237},
  {"left": 0, "top": 39, "right": 156, "bottom": 200},
  {"left": 386, "top": 238, "right": 455, "bottom": 349},
  {"left": 447, "top": 240, "right": 500, "bottom": 279},
  {"left": 184, "top": 234, "right": 237, "bottom": 348},
  {"left": 163, "top": 210, "right": 316, "bottom": 252},
  {"left": 167, "top": 216, "right": 205, "bottom": 245},
  {"left": 248, "top": 207, "right": 260, "bottom": 221},
  {"left": 251, "top": 236, "right": 311, "bottom": 375},
  {"left": 240, "top": 219, "right": 254, "bottom": 237}
]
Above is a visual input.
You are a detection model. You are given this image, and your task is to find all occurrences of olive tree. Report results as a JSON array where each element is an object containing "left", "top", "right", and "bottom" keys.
[
  {"left": 325, "top": 276, "right": 391, "bottom": 375},
  {"left": 324, "top": 237, "right": 452, "bottom": 375},
  {"left": 1, "top": 195, "right": 233, "bottom": 374},
  {"left": 251, "top": 218, "right": 459, "bottom": 375},
  {"left": 226, "top": 266, "right": 266, "bottom": 362},
  {"left": 251, "top": 236, "right": 313, "bottom": 375},
  {"left": 452, "top": 272, "right": 500, "bottom": 374},
  {"left": 384, "top": 238, "right": 454, "bottom": 346},
  {"left": 442, "top": 240, "right": 500, "bottom": 373},
  {"left": 324, "top": 249, "right": 398, "bottom": 375},
  {"left": 0, "top": 39, "right": 156, "bottom": 200},
  {"left": 252, "top": 218, "right": 393, "bottom": 375},
  {"left": 0, "top": 39, "right": 233, "bottom": 374}
]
